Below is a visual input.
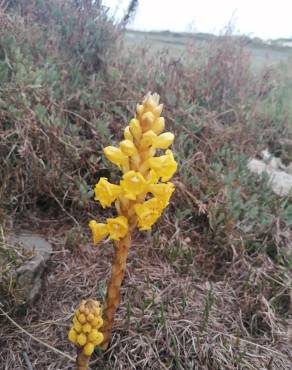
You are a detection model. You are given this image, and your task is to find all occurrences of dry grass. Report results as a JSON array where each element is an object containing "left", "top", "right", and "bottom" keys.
[{"left": 0, "top": 223, "right": 291, "bottom": 370}]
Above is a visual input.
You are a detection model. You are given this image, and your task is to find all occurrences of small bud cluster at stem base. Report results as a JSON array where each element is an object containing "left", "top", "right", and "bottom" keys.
[{"left": 68, "top": 300, "right": 104, "bottom": 357}]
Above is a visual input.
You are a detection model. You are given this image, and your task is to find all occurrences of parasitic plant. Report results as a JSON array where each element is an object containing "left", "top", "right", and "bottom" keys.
[
  {"left": 68, "top": 299, "right": 104, "bottom": 369},
  {"left": 89, "top": 92, "right": 177, "bottom": 350}
]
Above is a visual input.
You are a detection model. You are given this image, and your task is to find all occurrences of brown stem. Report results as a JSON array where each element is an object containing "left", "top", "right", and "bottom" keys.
[
  {"left": 76, "top": 350, "right": 90, "bottom": 370},
  {"left": 101, "top": 232, "right": 131, "bottom": 350}
]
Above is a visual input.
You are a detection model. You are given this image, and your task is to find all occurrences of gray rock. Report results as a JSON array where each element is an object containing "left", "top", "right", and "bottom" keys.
[
  {"left": 9, "top": 233, "right": 52, "bottom": 305},
  {"left": 247, "top": 159, "right": 292, "bottom": 197},
  {"left": 287, "top": 163, "right": 292, "bottom": 175}
]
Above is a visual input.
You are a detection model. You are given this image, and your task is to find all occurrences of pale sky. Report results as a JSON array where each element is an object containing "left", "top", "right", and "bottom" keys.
[{"left": 103, "top": 0, "right": 292, "bottom": 39}]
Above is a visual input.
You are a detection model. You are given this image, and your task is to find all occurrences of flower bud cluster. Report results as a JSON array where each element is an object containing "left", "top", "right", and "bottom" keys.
[{"left": 68, "top": 300, "right": 104, "bottom": 356}]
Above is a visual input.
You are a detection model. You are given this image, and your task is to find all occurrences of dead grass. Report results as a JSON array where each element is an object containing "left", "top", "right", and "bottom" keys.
[{"left": 0, "top": 224, "right": 291, "bottom": 370}]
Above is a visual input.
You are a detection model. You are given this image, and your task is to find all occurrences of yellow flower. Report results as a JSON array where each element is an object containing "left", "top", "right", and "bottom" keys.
[
  {"left": 83, "top": 343, "right": 94, "bottom": 356},
  {"left": 89, "top": 220, "right": 109, "bottom": 245},
  {"left": 129, "top": 118, "right": 142, "bottom": 141},
  {"left": 120, "top": 171, "right": 147, "bottom": 200},
  {"left": 146, "top": 169, "right": 159, "bottom": 185},
  {"left": 124, "top": 126, "right": 133, "bottom": 141},
  {"left": 148, "top": 182, "right": 175, "bottom": 207},
  {"left": 94, "top": 178, "right": 121, "bottom": 208},
  {"left": 103, "top": 146, "right": 129, "bottom": 169},
  {"left": 107, "top": 216, "right": 128, "bottom": 240},
  {"left": 148, "top": 149, "right": 177, "bottom": 182},
  {"left": 134, "top": 198, "right": 163, "bottom": 230},
  {"left": 141, "top": 111, "right": 155, "bottom": 131},
  {"left": 139, "top": 130, "right": 157, "bottom": 150},
  {"left": 120, "top": 140, "right": 137, "bottom": 156},
  {"left": 151, "top": 117, "right": 165, "bottom": 134},
  {"left": 153, "top": 132, "right": 174, "bottom": 149}
]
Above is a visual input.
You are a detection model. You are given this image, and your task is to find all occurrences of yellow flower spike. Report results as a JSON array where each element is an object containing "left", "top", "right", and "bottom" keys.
[
  {"left": 89, "top": 220, "right": 109, "bottom": 245},
  {"left": 107, "top": 216, "right": 128, "bottom": 240},
  {"left": 134, "top": 198, "right": 164, "bottom": 230},
  {"left": 94, "top": 178, "right": 121, "bottom": 208},
  {"left": 120, "top": 140, "right": 138, "bottom": 156},
  {"left": 124, "top": 126, "right": 133, "bottom": 141},
  {"left": 103, "top": 146, "right": 129, "bottom": 169},
  {"left": 129, "top": 118, "right": 142, "bottom": 141},
  {"left": 139, "top": 130, "right": 157, "bottom": 150},
  {"left": 86, "top": 93, "right": 177, "bottom": 351},
  {"left": 153, "top": 132, "right": 175, "bottom": 149},
  {"left": 151, "top": 117, "right": 165, "bottom": 134},
  {"left": 148, "top": 149, "right": 177, "bottom": 182},
  {"left": 120, "top": 170, "right": 147, "bottom": 200},
  {"left": 148, "top": 182, "right": 175, "bottom": 207}
]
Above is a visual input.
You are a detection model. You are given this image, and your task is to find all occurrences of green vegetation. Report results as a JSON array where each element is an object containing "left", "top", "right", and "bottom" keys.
[{"left": 0, "top": 1, "right": 291, "bottom": 369}]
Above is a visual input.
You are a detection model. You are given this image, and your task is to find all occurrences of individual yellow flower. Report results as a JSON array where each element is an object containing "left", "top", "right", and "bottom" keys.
[
  {"left": 134, "top": 198, "right": 163, "bottom": 230},
  {"left": 94, "top": 178, "right": 121, "bottom": 208},
  {"left": 129, "top": 118, "right": 142, "bottom": 141},
  {"left": 124, "top": 126, "right": 133, "bottom": 141},
  {"left": 153, "top": 132, "right": 174, "bottom": 149},
  {"left": 89, "top": 220, "right": 109, "bottom": 245},
  {"left": 107, "top": 216, "right": 128, "bottom": 240},
  {"left": 120, "top": 171, "right": 147, "bottom": 200},
  {"left": 141, "top": 111, "right": 155, "bottom": 131},
  {"left": 148, "top": 182, "right": 175, "bottom": 207},
  {"left": 103, "top": 146, "right": 129, "bottom": 169},
  {"left": 151, "top": 117, "right": 165, "bottom": 134},
  {"left": 148, "top": 149, "right": 177, "bottom": 182},
  {"left": 120, "top": 140, "right": 137, "bottom": 156},
  {"left": 139, "top": 130, "right": 157, "bottom": 150}
]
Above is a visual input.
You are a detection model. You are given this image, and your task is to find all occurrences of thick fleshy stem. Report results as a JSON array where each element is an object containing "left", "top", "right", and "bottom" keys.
[
  {"left": 101, "top": 232, "right": 131, "bottom": 349},
  {"left": 76, "top": 350, "right": 90, "bottom": 370}
]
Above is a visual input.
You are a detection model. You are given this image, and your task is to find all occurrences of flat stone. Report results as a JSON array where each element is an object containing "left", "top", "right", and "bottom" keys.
[{"left": 248, "top": 159, "right": 292, "bottom": 197}]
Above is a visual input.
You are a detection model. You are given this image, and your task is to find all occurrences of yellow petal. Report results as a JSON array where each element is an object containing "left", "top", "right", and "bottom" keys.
[
  {"left": 134, "top": 198, "right": 163, "bottom": 230},
  {"left": 89, "top": 220, "right": 109, "bottom": 245},
  {"left": 107, "top": 216, "right": 128, "bottom": 240},
  {"left": 120, "top": 171, "right": 147, "bottom": 200},
  {"left": 94, "top": 178, "right": 121, "bottom": 208},
  {"left": 103, "top": 146, "right": 129, "bottom": 168},
  {"left": 153, "top": 132, "right": 174, "bottom": 149},
  {"left": 148, "top": 149, "right": 177, "bottom": 182},
  {"left": 148, "top": 182, "right": 175, "bottom": 207}
]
